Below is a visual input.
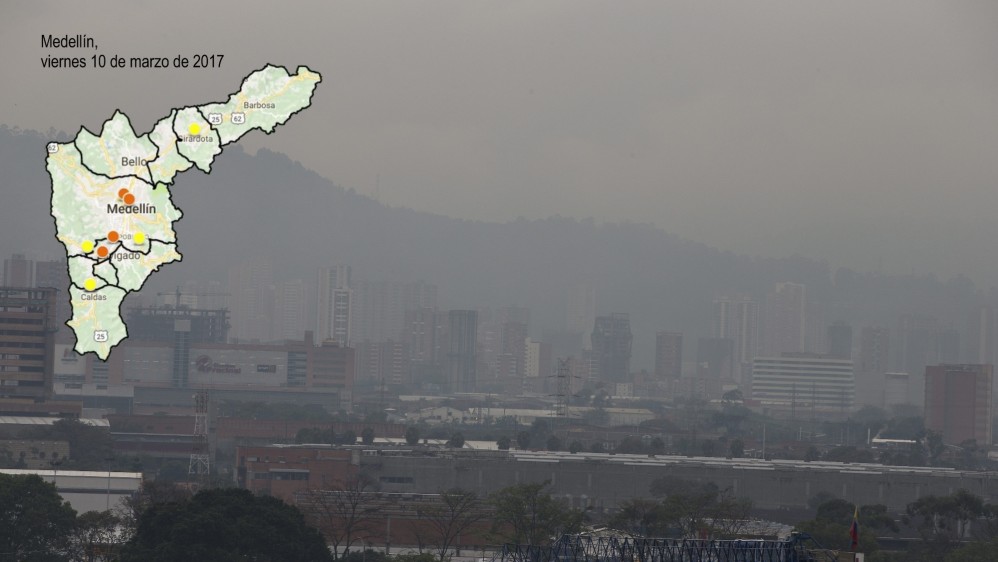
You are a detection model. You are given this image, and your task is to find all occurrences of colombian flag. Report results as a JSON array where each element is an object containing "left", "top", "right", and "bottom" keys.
[{"left": 849, "top": 506, "right": 859, "bottom": 551}]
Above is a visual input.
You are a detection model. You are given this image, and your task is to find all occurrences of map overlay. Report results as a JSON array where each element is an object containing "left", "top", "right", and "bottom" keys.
[{"left": 46, "top": 64, "right": 321, "bottom": 359}]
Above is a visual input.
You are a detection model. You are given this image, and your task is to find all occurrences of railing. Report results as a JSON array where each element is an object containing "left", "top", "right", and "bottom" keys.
[{"left": 491, "top": 533, "right": 839, "bottom": 562}]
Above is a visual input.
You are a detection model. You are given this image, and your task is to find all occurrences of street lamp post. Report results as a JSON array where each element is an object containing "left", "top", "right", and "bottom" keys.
[
  {"left": 49, "top": 460, "right": 62, "bottom": 488},
  {"left": 104, "top": 456, "right": 115, "bottom": 510}
]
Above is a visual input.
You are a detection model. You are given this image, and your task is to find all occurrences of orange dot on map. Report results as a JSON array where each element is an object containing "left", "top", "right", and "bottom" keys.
[
  {"left": 118, "top": 188, "right": 129, "bottom": 199},
  {"left": 107, "top": 231, "right": 119, "bottom": 243},
  {"left": 97, "top": 246, "right": 109, "bottom": 258},
  {"left": 123, "top": 193, "right": 136, "bottom": 205}
]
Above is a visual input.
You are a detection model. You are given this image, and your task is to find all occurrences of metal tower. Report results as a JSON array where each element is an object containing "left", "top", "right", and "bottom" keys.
[
  {"left": 549, "top": 358, "right": 578, "bottom": 419},
  {"left": 188, "top": 389, "right": 210, "bottom": 487}
]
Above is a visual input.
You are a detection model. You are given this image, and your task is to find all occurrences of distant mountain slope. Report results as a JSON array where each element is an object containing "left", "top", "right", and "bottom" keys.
[{"left": 0, "top": 126, "right": 982, "bottom": 366}]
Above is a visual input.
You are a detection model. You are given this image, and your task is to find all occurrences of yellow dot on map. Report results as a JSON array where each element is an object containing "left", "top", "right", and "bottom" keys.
[
  {"left": 188, "top": 123, "right": 201, "bottom": 135},
  {"left": 81, "top": 240, "right": 94, "bottom": 253},
  {"left": 133, "top": 232, "right": 146, "bottom": 245},
  {"left": 84, "top": 278, "right": 97, "bottom": 292}
]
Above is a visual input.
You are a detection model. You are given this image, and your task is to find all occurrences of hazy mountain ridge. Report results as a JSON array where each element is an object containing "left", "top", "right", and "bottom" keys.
[{"left": 0, "top": 126, "right": 984, "bottom": 366}]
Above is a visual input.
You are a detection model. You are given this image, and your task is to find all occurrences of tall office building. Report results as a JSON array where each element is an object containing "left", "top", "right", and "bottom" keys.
[
  {"left": 895, "top": 315, "right": 939, "bottom": 376},
  {"left": 713, "top": 296, "right": 759, "bottom": 381},
  {"left": 0, "top": 287, "right": 75, "bottom": 415},
  {"left": 855, "top": 326, "right": 891, "bottom": 408},
  {"left": 34, "top": 259, "right": 71, "bottom": 341},
  {"left": 654, "top": 331, "right": 683, "bottom": 380},
  {"left": 924, "top": 364, "right": 993, "bottom": 446},
  {"left": 763, "top": 282, "right": 806, "bottom": 356},
  {"left": 352, "top": 279, "right": 437, "bottom": 343},
  {"left": 826, "top": 322, "right": 853, "bottom": 359},
  {"left": 858, "top": 327, "right": 890, "bottom": 376},
  {"left": 33, "top": 259, "right": 65, "bottom": 290},
  {"left": 565, "top": 284, "right": 596, "bottom": 349},
  {"left": 316, "top": 265, "right": 352, "bottom": 345},
  {"left": 591, "top": 313, "right": 632, "bottom": 383},
  {"left": 404, "top": 308, "right": 447, "bottom": 364},
  {"left": 227, "top": 258, "right": 275, "bottom": 342},
  {"left": 751, "top": 353, "right": 855, "bottom": 414},
  {"left": 696, "top": 337, "right": 735, "bottom": 380},
  {"left": 126, "top": 306, "right": 229, "bottom": 343},
  {"left": 356, "top": 340, "right": 410, "bottom": 386},
  {"left": 498, "top": 320, "right": 528, "bottom": 379},
  {"left": 938, "top": 327, "right": 961, "bottom": 364},
  {"left": 883, "top": 372, "right": 911, "bottom": 410},
  {"left": 3, "top": 254, "right": 34, "bottom": 287},
  {"left": 447, "top": 310, "right": 478, "bottom": 392},
  {"left": 970, "top": 306, "right": 996, "bottom": 365},
  {"left": 274, "top": 279, "right": 307, "bottom": 341},
  {"left": 404, "top": 308, "right": 448, "bottom": 387}
]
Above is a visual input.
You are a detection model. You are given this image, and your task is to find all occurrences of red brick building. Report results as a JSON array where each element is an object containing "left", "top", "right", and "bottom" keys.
[
  {"left": 924, "top": 364, "right": 993, "bottom": 445},
  {"left": 237, "top": 445, "right": 357, "bottom": 501}
]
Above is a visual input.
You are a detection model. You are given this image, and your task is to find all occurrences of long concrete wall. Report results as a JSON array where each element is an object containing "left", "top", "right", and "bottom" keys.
[{"left": 359, "top": 450, "right": 998, "bottom": 513}]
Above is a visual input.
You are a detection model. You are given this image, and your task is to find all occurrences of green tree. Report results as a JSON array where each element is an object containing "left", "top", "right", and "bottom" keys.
[
  {"left": 27, "top": 418, "right": 114, "bottom": 470},
  {"left": 906, "top": 489, "right": 998, "bottom": 559},
  {"left": 516, "top": 430, "right": 532, "bottom": 450},
  {"left": 339, "top": 429, "right": 358, "bottom": 445},
  {"left": 796, "top": 498, "right": 892, "bottom": 553},
  {"left": 946, "top": 539, "right": 998, "bottom": 562},
  {"left": 119, "top": 488, "right": 331, "bottom": 562},
  {"left": 119, "top": 480, "right": 192, "bottom": 536},
  {"left": 68, "top": 510, "right": 123, "bottom": 562},
  {"left": 700, "top": 439, "right": 716, "bottom": 457},
  {"left": 340, "top": 550, "right": 387, "bottom": 562},
  {"left": 361, "top": 427, "right": 376, "bottom": 445},
  {"left": 609, "top": 498, "right": 662, "bottom": 536},
  {"left": 0, "top": 473, "right": 76, "bottom": 561},
  {"left": 568, "top": 440, "right": 583, "bottom": 454},
  {"left": 728, "top": 439, "right": 744, "bottom": 458},
  {"left": 497, "top": 435, "right": 511, "bottom": 450},
  {"left": 489, "top": 481, "right": 584, "bottom": 545},
  {"left": 616, "top": 436, "right": 646, "bottom": 454},
  {"left": 925, "top": 430, "right": 946, "bottom": 464},
  {"left": 582, "top": 408, "right": 610, "bottom": 427},
  {"left": 405, "top": 426, "right": 421, "bottom": 445},
  {"left": 546, "top": 435, "right": 561, "bottom": 451},
  {"left": 448, "top": 432, "right": 465, "bottom": 448},
  {"left": 650, "top": 476, "right": 752, "bottom": 539}
]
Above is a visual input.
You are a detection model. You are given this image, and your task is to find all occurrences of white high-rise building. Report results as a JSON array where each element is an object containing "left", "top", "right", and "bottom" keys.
[
  {"left": 751, "top": 354, "right": 855, "bottom": 413},
  {"left": 275, "top": 279, "right": 307, "bottom": 341},
  {"left": 712, "top": 295, "right": 759, "bottom": 382},
  {"left": 316, "top": 265, "right": 352, "bottom": 345}
]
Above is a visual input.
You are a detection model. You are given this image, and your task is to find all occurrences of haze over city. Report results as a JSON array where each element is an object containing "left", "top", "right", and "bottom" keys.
[
  {"left": 3, "top": 2, "right": 998, "bottom": 561},
  {"left": 4, "top": 1, "right": 998, "bottom": 281}
]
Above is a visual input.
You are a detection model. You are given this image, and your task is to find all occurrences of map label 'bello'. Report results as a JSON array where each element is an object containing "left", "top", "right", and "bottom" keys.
[{"left": 46, "top": 63, "right": 322, "bottom": 360}]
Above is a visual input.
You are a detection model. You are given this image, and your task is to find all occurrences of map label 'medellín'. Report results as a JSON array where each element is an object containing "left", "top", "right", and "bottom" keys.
[
  {"left": 41, "top": 34, "right": 95, "bottom": 49},
  {"left": 107, "top": 203, "right": 156, "bottom": 214}
]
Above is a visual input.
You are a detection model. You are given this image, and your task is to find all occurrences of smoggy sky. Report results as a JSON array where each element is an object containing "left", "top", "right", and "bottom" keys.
[{"left": 4, "top": 1, "right": 998, "bottom": 281}]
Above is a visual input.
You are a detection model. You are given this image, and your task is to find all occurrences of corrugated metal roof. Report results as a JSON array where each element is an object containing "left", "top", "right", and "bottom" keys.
[{"left": 0, "top": 416, "right": 109, "bottom": 427}]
